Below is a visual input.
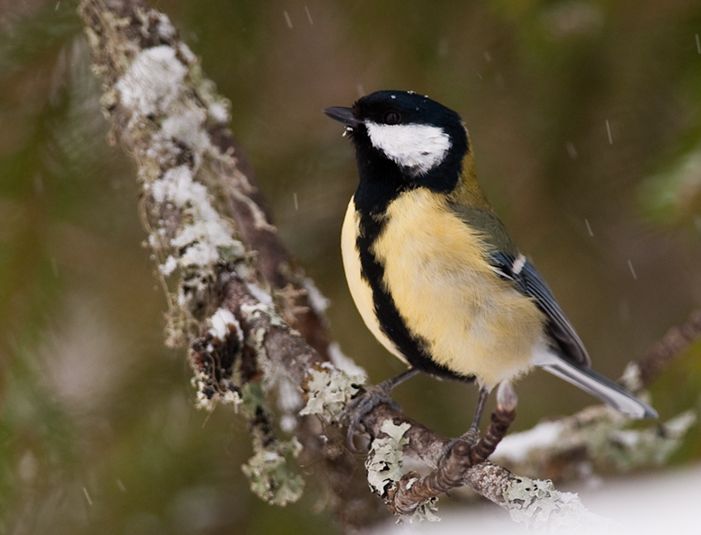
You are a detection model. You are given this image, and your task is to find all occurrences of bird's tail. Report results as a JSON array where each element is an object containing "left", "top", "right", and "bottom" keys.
[{"left": 538, "top": 356, "right": 657, "bottom": 419}]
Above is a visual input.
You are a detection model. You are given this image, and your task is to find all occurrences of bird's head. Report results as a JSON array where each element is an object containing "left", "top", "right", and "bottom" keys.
[{"left": 325, "top": 90, "right": 469, "bottom": 194}]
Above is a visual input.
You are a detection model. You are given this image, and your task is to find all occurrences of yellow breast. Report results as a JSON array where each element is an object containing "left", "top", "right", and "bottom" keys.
[
  {"left": 375, "top": 189, "right": 545, "bottom": 387},
  {"left": 343, "top": 188, "right": 546, "bottom": 389}
]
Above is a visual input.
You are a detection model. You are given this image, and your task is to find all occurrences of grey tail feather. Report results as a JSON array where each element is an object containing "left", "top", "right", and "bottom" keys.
[{"left": 540, "top": 358, "right": 658, "bottom": 420}]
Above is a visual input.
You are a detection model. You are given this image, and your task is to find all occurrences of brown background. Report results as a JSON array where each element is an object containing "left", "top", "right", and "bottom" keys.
[{"left": 1, "top": 1, "right": 700, "bottom": 533}]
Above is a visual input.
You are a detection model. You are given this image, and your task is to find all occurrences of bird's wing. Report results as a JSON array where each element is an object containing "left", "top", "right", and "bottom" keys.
[
  {"left": 449, "top": 203, "right": 590, "bottom": 368},
  {"left": 489, "top": 251, "right": 591, "bottom": 368}
]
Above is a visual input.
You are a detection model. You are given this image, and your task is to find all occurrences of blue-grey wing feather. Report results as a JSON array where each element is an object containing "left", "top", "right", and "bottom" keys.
[{"left": 490, "top": 252, "right": 591, "bottom": 368}]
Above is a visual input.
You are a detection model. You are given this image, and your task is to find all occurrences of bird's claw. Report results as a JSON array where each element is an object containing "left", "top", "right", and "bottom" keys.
[
  {"left": 343, "top": 385, "right": 399, "bottom": 452},
  {"left": 441, "top": 426, "right": 481, "bottom": 458},
  {"left": 461, "top": 425, "right": 481, "bottom": 446}
]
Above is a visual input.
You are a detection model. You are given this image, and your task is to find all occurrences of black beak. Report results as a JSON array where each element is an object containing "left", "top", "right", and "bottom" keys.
[{"left": 324, "top": 106, "right": 360, "bottom": 127}]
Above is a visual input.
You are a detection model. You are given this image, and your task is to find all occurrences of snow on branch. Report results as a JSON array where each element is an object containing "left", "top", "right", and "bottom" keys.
[
  {"left": 78, "top": 0, "right": 700, "bottom": 531},
  {"left": 493, "top": 406, "right": 696, "bottom": 479}
]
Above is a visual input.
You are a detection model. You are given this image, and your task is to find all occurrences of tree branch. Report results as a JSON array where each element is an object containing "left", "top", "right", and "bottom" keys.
[
  {"left": 633, "top": 309, "right": 701, "bottom": 390},
  {"left": 78, "top": 0, "right": 381, "bottom": 527}
]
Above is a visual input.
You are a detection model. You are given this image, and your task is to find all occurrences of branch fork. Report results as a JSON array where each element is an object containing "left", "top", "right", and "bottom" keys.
[{"left": 384, "top": 383, "right": 517, "bottom": 516}]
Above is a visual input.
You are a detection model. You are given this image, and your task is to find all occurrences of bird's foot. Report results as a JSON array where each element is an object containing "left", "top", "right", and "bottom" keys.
[
  {"left": 343, "top": 384, "right": 400, "bottom": 452},
  {"left": 461, "top": 424, "right": 481, "bottom": 446},
  {"left": 441, "top": 426, "right": 481, "bottom": 459}
]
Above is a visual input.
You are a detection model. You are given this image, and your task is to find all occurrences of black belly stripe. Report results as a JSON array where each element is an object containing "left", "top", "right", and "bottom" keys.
[{"left": 356, "top": 205, "right": 474, "bottom": 382}]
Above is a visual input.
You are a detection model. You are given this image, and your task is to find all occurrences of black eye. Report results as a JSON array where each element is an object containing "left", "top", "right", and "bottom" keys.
[{"left": 384, "top": 111, "right": 401, "bottom": 125}]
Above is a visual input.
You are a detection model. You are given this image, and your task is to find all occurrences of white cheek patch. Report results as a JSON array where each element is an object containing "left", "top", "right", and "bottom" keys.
[{"left": 365, "top": 121, "right": 451, "bottom": 175}]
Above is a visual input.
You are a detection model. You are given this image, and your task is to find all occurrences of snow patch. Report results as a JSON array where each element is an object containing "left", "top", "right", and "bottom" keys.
[
  {"left": 159, "top": 255, "right": 178, "bottom": 276},
  {"left": 177, "top": 240, "right": 218, "bottom": 267},
  {"left": 116, "top": 46, "right": 186, "bottom": 117},
  {"left": 302, "top": 277, "right": 330, "bottom": 314},
  {"left": 328, "top": 342, "right": 367, "bottom": 378},
  {"left": 276, "top": 377, "right": 302, "bottom": 412},
  {"left": 178, "top": 43, "right": 197, "bottom": 64},
  {"left": 150, "top": 165, "right": 243, "bottom": 269},
  {"left": 154, "top": 13, "right": 176, "bottom": 39},
  {"left": 493, "top": 420, "right": 564, "bottom": 464},
  {"left": 161, "top": 107, "right": 210, "bottom": 158},
  {"left": 208, "top": 101, "right": 229, "bottom": 123},
  {"left": 245, "top": 282, "right": 273, "bottom": 306},
  {"left": 151, "top": 166, "right": 211, "bottom": 215},
  {"left": 170, "top": 219, "right": 241, "bottom": 267},
  {"left": 208, "top": 308, "right": 240, "bottom": 340}
]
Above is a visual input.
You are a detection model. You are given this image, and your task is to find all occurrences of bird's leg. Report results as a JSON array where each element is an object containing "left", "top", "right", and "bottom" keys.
[
  {"left": 377, "top": 367, "right": 420, "bottom": 392},
  {"left": 440, "top": 386, "right": 491, "bottom": 457},
  {"left": 462, "top": 386, "right": 490, "bottom": 445},
  {"left": 344, "top": 367, "right": 419, "bottom": 451}
]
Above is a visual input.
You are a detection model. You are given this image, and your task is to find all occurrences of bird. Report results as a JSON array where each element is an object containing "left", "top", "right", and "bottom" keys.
[{"left": 324, "top": 90, "right": 657, "bottom": 444}]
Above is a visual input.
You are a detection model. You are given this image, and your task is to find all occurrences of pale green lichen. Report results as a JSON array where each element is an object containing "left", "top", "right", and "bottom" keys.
[
  {"left": 408, "top": 499, "right": 440, "bottom": 523},
  {"left": 365, "top": 420, "right": 411, "bottom": 495},
  {"left": 366, "top": 421, "right": 441, "bottom": 523},
  {"left": 239, "top": 383, "right": 305, "bottom": 505},
  {"left": 400, "top": 479, "right": 441, "bottom": 524},
  {"left": 602, "top": 410, "right": 696, "bottom": 471},
  {"left": 504, "top": 477, "right": 609, "bottom": 530},
  {"left": 191, "top": 371, "right": 241, "bottom": 412},
  {"left": 299, "top": 363, "right": 365, "bottom": 423},
  {"left": 241, "top": 437, "right": 304, "bottom": 506},
  {"left": 239, "top": 382, "right": 266, "bottom": 419}
]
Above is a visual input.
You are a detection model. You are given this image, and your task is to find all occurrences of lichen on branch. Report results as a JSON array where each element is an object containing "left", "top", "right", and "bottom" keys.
[{"left": 300, "top": 363, "right": 365, "bottom": 423}]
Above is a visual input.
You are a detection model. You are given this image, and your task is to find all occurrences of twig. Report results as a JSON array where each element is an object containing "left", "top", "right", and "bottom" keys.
[{"left": 635, "top": 309, "right": 701, "bottom": 389}]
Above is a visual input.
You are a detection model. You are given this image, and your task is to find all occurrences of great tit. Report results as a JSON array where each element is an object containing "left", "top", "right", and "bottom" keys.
[{"left": 325, "top": 90, "right": 656, "bottom": 437}]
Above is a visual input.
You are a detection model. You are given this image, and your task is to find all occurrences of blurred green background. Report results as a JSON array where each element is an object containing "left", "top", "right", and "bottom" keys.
[{"left": 1, "top": 0, "right": 700, "bottom": 533}]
